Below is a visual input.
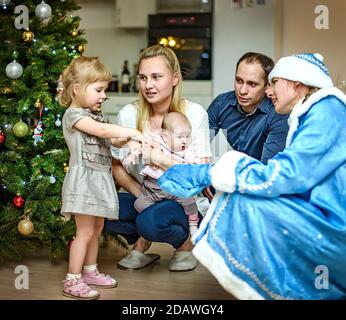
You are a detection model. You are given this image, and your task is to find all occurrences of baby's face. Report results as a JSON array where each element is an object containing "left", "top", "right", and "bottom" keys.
[{"left": 164, "top": 127, "right": 192, "bottom": 152}]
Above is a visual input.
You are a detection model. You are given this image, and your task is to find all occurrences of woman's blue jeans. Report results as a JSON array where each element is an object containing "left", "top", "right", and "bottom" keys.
[{"left": 104, "top": 193, "right": 190, "bottom": 249}]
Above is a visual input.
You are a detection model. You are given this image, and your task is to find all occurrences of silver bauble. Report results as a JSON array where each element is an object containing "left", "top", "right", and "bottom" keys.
[
  {"left": 5, "top": 61, "right": 23, "bottom": 79},
  {"left": 49, "top": 175, "right": 57, "bottom": 184},
  {"left": 35, "top": 1, "right": 52, "bottom": 20}
]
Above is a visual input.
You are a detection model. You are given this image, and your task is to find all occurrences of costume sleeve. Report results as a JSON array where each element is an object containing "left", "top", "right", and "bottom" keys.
[
  {"left": 260, "top": 113, "right": 289, "bottom": 164},
  {"left": 63, "top": 108, "right": 89, "bottom": 131},
  {"left": 211, "top": 98, "right": 346, "bottom": 196}
]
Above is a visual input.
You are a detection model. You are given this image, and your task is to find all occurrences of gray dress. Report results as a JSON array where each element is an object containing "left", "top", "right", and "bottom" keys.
[{"left": 61, "top": 107, "right": 119, "bottom": 220}]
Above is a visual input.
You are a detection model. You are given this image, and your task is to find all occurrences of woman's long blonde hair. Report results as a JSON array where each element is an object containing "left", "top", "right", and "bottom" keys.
[
  {"left": 136, "top": 45, "right": 186, "bottom": 132},
  {"left": 59, "top": 56, "right": 112, "bottom": 107}
]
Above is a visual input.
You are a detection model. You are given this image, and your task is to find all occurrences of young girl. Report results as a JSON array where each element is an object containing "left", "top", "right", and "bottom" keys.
[{"left": 59, "top": 56, "right": 144, "bottom": 300}]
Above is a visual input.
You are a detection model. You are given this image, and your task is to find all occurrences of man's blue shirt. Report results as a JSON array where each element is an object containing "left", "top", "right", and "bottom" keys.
[{"left": 208, "top": 91, "right": 289, "bottom": 163}]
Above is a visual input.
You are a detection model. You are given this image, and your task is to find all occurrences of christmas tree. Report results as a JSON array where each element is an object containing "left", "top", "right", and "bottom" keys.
[{"left": 0, "top": 0, "right": 87, "bottom": 263}]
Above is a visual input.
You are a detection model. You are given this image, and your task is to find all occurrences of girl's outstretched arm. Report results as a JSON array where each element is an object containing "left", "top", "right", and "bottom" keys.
[{"left": 73, "top": 116, "right": 143, "bottom": 146}]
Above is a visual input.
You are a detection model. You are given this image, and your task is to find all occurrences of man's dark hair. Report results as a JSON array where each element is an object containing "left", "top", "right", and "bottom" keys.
[{"left": 236, "top": 52, "right": 274, "bottom": 83}]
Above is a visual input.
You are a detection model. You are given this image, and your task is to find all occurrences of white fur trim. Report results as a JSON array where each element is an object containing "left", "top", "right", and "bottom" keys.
[
  {"left": 286, "top": 87, "right": 346, "bottom": 147},
  {"left": 210, "top": 151, "right": 247, "bottom": 193},
  {"left": 193, "top": 236, "right": 264, "bottom": 300},
  {"left": 269, "top": 55, "right": 333, "bottom": 89}
]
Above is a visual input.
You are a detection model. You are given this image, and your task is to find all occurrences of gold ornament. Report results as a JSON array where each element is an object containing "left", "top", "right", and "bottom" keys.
[
  {"left": 71, "top": 29, "right": 78, "bottom": 37},
  {"left": 18, "top": 217, "right": 34, "bottom": 236},
  {"left": 34, "top": 100, "right": 42, "bottom": 109},
  {"left": 1, "top": 87, "right": 13, "bottom": 94},
  {"left": 22, "top": 30, "right": 35, "bottom": 42},
  {"left": 77, "top": 44, "right": 85, "bottom": 53},
  {"left": 63, "top": 163, "right": 69, "bottom": 173},
  {"left": 13, "top": 121, "right": 29, "bottom": 137}
]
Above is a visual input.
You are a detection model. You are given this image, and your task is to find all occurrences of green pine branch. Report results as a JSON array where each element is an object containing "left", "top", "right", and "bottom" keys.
[{"left": 0, "top": 0, "right": 91, "bottom": 264}]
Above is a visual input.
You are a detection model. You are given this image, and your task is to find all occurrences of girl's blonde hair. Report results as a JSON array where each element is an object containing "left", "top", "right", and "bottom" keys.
[
  {"left": 136, "top": 45, "right": 186, "bottom": 132},
  {"left": 59, "top": 56, "right": 112, "bottom": 107}
]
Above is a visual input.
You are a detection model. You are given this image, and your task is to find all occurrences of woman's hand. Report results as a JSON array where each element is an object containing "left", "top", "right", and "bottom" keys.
[
  {"left": 150, "top": 146, "right": 169, "bottom": 167},
  {"left": 129, "top": 129, "right": 146, "bottom": 144},
  {"left": 126, "top": 140, "right": 142, "bottom": 165},
  {"left": 142, "top": 143, "right": 179, "bottom": 170}
]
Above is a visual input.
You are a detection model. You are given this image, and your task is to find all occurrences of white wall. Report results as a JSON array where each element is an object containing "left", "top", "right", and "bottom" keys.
[
  {"left": 212, "top": 0, "right": 276, "bottom": 97},
  {"left": 78, "top": 0, "right": 277, "bottom": 96},
  {"left": 78, "top": 0, "right": 147, "bottom": 76},
  {"left": 77, "top": 0, "right": 277, "bottom": 158}
]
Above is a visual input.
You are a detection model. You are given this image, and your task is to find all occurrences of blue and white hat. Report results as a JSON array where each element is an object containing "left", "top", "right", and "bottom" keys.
[{"left": 268, "top": 53, "right": 333, "bottom": 88}]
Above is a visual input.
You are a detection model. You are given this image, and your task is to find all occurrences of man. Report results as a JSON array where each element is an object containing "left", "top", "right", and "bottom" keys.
[{"left": 208, "top": 52, "right": 289, "bottom": 163}]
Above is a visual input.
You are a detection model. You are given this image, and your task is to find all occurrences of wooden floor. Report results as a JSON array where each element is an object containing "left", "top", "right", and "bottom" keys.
[{"left": 0, "top": 241, "right": 234, "bottom": 300}]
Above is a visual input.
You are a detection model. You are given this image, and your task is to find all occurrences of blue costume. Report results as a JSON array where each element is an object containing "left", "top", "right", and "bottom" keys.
[{"left": 158, "top": 87, "right": 346, "bottom": 299}]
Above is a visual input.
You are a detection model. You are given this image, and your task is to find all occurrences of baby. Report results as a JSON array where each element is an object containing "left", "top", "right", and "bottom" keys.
[{"left": 125, "top": 112, "right": 201, "bottom": 235}]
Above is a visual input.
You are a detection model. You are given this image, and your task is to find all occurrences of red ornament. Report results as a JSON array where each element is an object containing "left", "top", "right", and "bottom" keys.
[
  {"left": 12, "top": 195, "right": 25, "bottom": 208},
  {"left": 0, "top": 132, "right": 5, "bottom": 145}
]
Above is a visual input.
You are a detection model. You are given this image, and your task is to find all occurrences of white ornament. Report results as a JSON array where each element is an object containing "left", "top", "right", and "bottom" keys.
[
  {"left": 35, "top": 1, "right": 52, "bottom": 20},
  {"left": 55, "top": 118, "right": 61, "bottom": 127},
  {"left": 49, "top": 175, "right": 56, "bottom": 184},
  {"left": 1, "top": 0, "right": 10, "bottom": 9},
  {"left": 5, "top": 60, "right": 23, "bottom": 79}
]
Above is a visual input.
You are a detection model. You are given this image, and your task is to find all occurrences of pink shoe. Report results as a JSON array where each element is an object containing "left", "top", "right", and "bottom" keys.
[
  {"left": 83, "top": 269, "right": 117, "bottom": 288},
  {"left": 62, "top": 278, "right": 100, "bottom": 300}
]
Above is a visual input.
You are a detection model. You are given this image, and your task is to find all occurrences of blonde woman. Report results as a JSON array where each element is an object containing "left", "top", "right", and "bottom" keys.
[{"left": 105, "top": 45, "right": 212, "bottom": 271}]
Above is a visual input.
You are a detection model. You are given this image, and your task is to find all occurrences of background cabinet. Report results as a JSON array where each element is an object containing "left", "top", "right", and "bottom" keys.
[{"left": 115, "top": 0, "right": 156, "bottom": 28}]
